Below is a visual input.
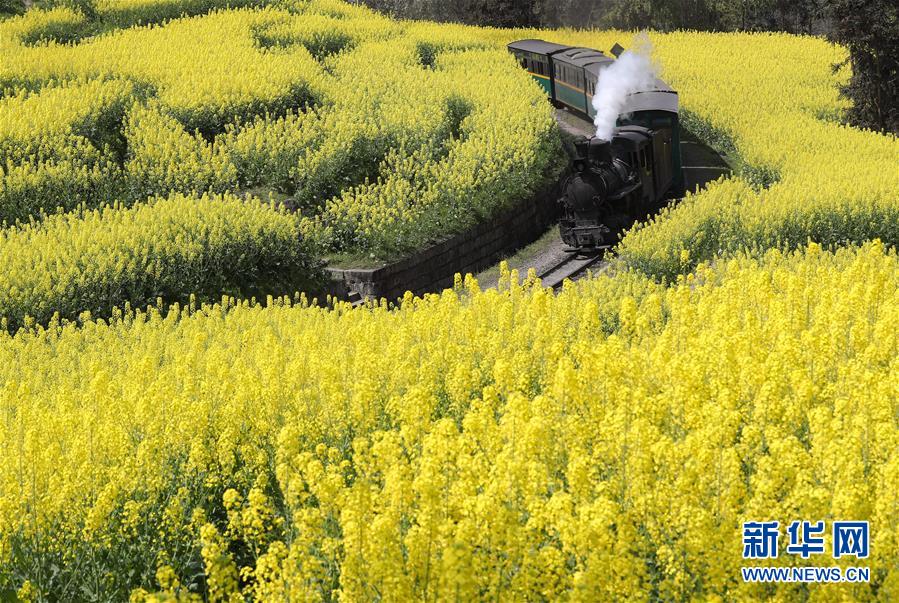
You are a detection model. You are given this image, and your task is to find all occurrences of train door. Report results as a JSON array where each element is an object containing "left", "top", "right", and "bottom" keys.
[
  {"left": 651, "top": 128, "right": 674, "bottom": 200},
  {"left": 586, "top": 73, "right": 597, "bottom": 120}
]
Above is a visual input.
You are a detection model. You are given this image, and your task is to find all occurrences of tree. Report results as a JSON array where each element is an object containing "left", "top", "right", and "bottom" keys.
[
  {"left": 825, "top": 0, "right": 898, "bottom": 134},
  {"left": 471, "top": 0, "right": 537, "bottom": 28},
  {"left": 533, "top": 0, "right": 606, "bottom": 28},
  {"left": 358, "top": 0, "right": 836, "bottom": 37},
  {"left": 0, "top": 0, "right": 26, "bottom": 18}
]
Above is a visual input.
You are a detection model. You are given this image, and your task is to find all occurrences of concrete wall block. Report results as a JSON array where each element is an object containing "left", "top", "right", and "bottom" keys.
[{"left": 433, "top": 277, "right": 456, "bottom": 292}]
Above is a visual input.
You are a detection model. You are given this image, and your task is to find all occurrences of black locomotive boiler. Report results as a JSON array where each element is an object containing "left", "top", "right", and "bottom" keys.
[{"left": 560, "top": 127, "right": 676, "bottom": 248}]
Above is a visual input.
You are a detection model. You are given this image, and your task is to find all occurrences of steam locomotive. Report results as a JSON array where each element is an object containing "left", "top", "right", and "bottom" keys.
[{"left": 508, "top": 39, "right": 683, "bottom": 249}]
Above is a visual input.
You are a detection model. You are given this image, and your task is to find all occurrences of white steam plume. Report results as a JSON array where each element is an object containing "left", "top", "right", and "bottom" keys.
[{"left": 592, "top": 37, "right": 657, "bottom": 140}]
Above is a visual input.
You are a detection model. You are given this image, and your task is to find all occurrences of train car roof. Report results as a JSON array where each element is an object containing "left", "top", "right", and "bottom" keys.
[
  {"left": 623, "top": 89, "right": 679, "bottom": 113},
  {"left": 553, "top": 47, "right": 614, "bottom": 69},
  {"left": 506, "top": 39, "right": 678, "bottom": 105},
  {"left": 507, "top": 39, "right": 572, "bottom": 55},
  {"left": 550, "top": 45, "right": 676, "bottom": 93}
]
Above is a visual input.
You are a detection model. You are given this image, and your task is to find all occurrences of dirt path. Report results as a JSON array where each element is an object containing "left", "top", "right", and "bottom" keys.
[
  {"left": 474, "top": 229, "right": 610, "bottom": 290},
  {"left": 474, "top": 228, "right": 579, "bottom": 289},
  {"left": 555, "top": 107, "right": 595, "bottom": 138}
]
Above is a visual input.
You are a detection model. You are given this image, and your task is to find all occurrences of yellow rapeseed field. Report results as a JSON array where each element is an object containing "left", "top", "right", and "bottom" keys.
[
  {"left": 0, "top": 0, "right": 897, "bottom": 600},
  {"left": 0, "top": 1, "right": 559, "bottom": 254},
  {"left": 0, "top": 192, "right": 318, "bottom": 331},
  {"left": 1, "top": 242, "right": 897, "bottom": 600}
]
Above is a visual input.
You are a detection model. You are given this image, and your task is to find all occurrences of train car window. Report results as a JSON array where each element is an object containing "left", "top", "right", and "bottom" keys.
[
  {"left": 640, "top": 149, "right": 647, "bottom": 168},
  {"left": 520, "top": 57, "right": 527, "bottom": 69}
]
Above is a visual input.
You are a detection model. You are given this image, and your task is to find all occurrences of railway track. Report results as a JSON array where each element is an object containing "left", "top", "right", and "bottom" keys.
[
  {"left": 347, "top": 245, "right": 609, "bottom": 306},
  {"left": 537, "top": 247, "right": 609, "bottom": 290}
]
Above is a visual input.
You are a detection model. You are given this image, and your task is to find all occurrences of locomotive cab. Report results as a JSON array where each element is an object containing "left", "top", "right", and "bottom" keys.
[{"left": 611, "top": 126, "right": 676, "bottom": 209}]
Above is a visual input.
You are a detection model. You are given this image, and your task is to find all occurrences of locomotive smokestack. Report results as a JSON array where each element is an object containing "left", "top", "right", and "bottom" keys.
[
  {"left": 588, "top": 138, "right": 612, "bottom": 164},
  {"left": 572, "top": 137, "right": 612, "bottom": 172}
]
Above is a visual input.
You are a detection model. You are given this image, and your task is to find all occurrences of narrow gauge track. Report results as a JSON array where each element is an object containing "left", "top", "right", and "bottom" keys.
[
  {"left": 537, "top": 247, "right": 609, "bottom": 290},
  {"left": 348, "top": 246, "right": 609, "bottom": 306}
]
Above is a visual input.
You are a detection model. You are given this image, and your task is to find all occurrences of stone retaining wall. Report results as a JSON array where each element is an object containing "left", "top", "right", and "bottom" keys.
[{"left": 326, "top": 176, "right": 562, "bottom": 303}]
